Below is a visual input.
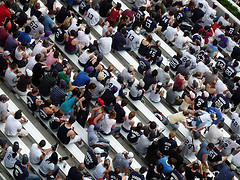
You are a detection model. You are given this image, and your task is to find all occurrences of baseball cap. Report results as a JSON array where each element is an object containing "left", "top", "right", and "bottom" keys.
[
  {"left": 193, "top": 132, "right": 200, "bottom": 139},
  {"left": 112, "top": 85, "right": 118, "bottom": 93},
  {"left": 38, "top": 15, "right": 45, "bottom": 23},
  {"left": 183, "top": 6, "right": 188, "bottom": 12},
  {"left": 69, "top": 115, "right": 76, "bottom": 124},
  {"left": 22, "top": 154, "right": 29, "bottom": 165},
  {"left": 127, "top": 152, "right": 134, "bottom": 159},
  {"left": 189, "top": 91, "right": 195, "bottom": 99},
  {"left": 95, "top": 3, "right": 100, "bottom": 10},
  {"left": 62, "top": 58, "right": 68, "bottom": 65},
  {"left": 203, "top": 91, "right": 209, "bottom": 98},
  {"left": 13, "top": 141, "right": 19, "bottom": 152},
  {"left": 128, "top": 65, "right": 134, "bottom": 73},
  {"left": 198, "top": 3, "right": 203, "bottom": 8},
  {"left": 93, "top": 147, "right": 104, "bottom": 154},
  {"left": 60, "top": 79, "right": 67, "bottom": 88},
  {"left": 3, "top": 51, "right": 10, "bottom": 56},
  {"left": 116, "top": 2, "right": 121, "bottom": 8},
  {"left": 0, "top": 94, "right": 9, "bottom": 101},
  {"left": 104, "top": 106, "right": 110, "bottom": 114},
  {"left": 97, "top": 72, "right": 104, "bottom": 81},
  {"left": 86, "top": 66, "right": 94, "bottom": 73},
  {"left": 117, "top": 74, "right": 124, "bottom": 84},
  {"left": 210, "top": 113, "right": 217, "bottom": 120},
  {"left": 26, "top": 69, "right": 33, "bottom": 77},
  {"left": 97, "top": 98, "right": 104, "bottom": 106},
  {"left": 139, "top": 79, "right": 145, "bottom": 88},
  {"left": 140, "top": 166, "right": 147, "bottom": 174},
  {"left": 45, "top": 30, "right": 52, "bottom": 37},
  {"left": 212, "top": 67, "right": 218, "bottom": 74}
]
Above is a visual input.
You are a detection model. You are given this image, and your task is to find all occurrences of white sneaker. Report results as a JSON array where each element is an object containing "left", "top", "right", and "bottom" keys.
[{"left": 78, "top": 142, "right": 85, "bottom": 148}]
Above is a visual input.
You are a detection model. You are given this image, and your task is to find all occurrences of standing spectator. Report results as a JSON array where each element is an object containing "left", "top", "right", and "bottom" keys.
[
  {"left": 114, "top": 99, "right": 128, "bottom": 123},
  {"left": 4, "top": 141, "right": 21, "bottom": 169},
  {"left": 0, "top": 94, "right": 9, "bottom": 123},
  {"left": 158, "top": 131, "right": 177, "bottom": 156},
  {"left": 112, "top": 151, "right": 134, "bottom": 175},
  {"left": 0, "top": 1, "right": 10, "bottom": 25},
  {"left": 77, "top": 83, "right": 97, "bottom": 127},
  {"left": 57, "top": 115, "right": 82, "bottom": 145},
  {"left": 196, "top": 142, "right": 214, "bottom": 178},
  {"left": 84, "top": 4, "right": 101, "bottom": 27},
  {"left": 112, "top": 28, "right": 131, "bottom": 51},
  {"left": 13, "top": 154, "right": 40, "bottom": 180},
  {"left": 39, "top": 152, "right": 59, "bottom": 178},
  {"left": 5, "top": 110, "right": 28, "bottom": 137}
]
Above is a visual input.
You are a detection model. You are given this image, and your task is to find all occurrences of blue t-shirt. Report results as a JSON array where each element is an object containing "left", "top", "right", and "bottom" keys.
[
  {"left": 144, "top": 16, "right": 157, "bottom": 32},
  {"left": 196, "top": 142, "right": 209, "bottom": 162},
  {"left": 215, "top": 164, "right": 234, "bottom": 180},
  {"left": 138, "top": 58, "right": 150, "bottom": 75},
  {"left": 67, "top": 166, "right": 83, "bottom": 180},
  {"left": 72, "top": 71, "right": 90, "bottom": 87},
  {"left": 13, "top": 160, "right": 29, "bottom": 180},
  {"left": 158, "top": 157, "right": 173, "bottom": 175},
  {"left": 112, "top": 32, "right": 126, "bottom": 50},
  {"left": 205, "top": 43, "right": 217, "bottom": 58},
  {"left": 43, "top": 14, "right": 54, "bottom": 31},
  {"left": 128, "top": 170, "right": 144, "bottom": 180},
  {"left": 206, "top": 106, "right": 223, "bottom": 124},
  {"left": 18, "top": 31, "right": 31, "bottom": 44}
]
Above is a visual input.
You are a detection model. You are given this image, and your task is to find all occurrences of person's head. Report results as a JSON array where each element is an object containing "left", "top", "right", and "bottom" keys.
[
  {"left": 47, "top": 152, "right": 58, "bottom": 165},
  {"left": 156, "top": 163, "right": 164, "bottom": 173},
  {"left": 168, "top": 157, "right": 177, "bottom": 165},
  {"left": 39, "top": 140, "right": 46, "bottom": 148},
  {"left": 107, "top": 65, "right": 114, "bottom": 72},
  {"left": 139, "top": 166, "right": 147, "bottom": 174},
  {"left": 138, "top": 79, "right": 145, "bottom": 89},
  {"left": 183, "top": 31, "right": 189, "bottom": 37},
  {"left": 192, "top": 162, "right": 200, "bottom": 170},
  {"left": 233, "top": 60, "right": 239, "bottom": 68},
  {"left": 77, "top": 163, "right": 85, "bottom": 171},
  {"left": 114, "top": 167, "right": 121, "bottom": 174},
  {"left": 32, "top": 87, "right": 39, "bottom": 95},
  {"left": 103, "top": 159, "right": 111, "bottom": 169},
  {"left": 68, "top": 115, "right": 76, "bottom": 124},
  {"left": 109, "top": 109, "right": 116, "bottom": 119},
  {"left": 88, "top": 83, "right": 97, "bottom": 92},
  {"left": 213, "top": 39, "right": 218, "bottom": 46},
  {"left": 4, "top": 1, "right": 10, "bottom": 8},
  {"left": 151, "top": 11, "right": 157, "bottom": 19},
  {"left": 44, "top": 99, "right": 52, "bottom": 107},
  {"left": 70, "top": 30, "right": 77, "bottom": 37},
  {"left": 111, "top": 85, "right": 118, "bottom": 93},
  {"left": 151, "top": 69, "right": 158, "bottom": 77},
  {"left": 85, "top": 66, "right": 94, "bottom": 74},
  {"left": 22, "top": 154, "right": 29, "bottom": 165},
  {"left": 53, "top": 50, "right": 60, "bottom": 59},
  {"left": 85, "top": 27, "right": 90, "bottom": 35},
  {"left": 51, "top": 69, "right": 58, "bottom": 78},
  {"left": 135, "top": 122, "right": 143, "bottom": 131},
  {"left": 169, "top": 131, "right": 176, "bottom": 139},
  {"left": 23, "top": 3, "right": 29, "bottom": 12},
  {"left": 67, "top": 3, "right": 72, "bottom": 11},
  {"left": 230, "top": 134, "right": 238, "bottom": 141},
  {"left": 71, "top": 88, "right": 79, "bottom": 97},
  {"left": 35, "top": 53, "right": 42, "bottom": 62},
  {"left": 217, "top": 122, "right": 224, "bottom": 129},
  {"left": 149, "top": 121, "right": 157, "bottom": 130},
  {"left": 96, "top": 72, "right": 104, "bottom": 82},
  {"left": 207, "top": 143, "right": 214, "bottom": 150},
  {"left": 128, "top": 65, "right": 134, "bottom": 73},
  {"left": 173, "top": 85, "right": 179, "bottom": 91},
  {"left": 59, "top": 79, "right": 67, "bottom": 89},
  {"left": 177, "top": 146, "right": 183, "bottom": 153},
  {"left": 128, "top": 111, "right": 135, "bottom": 120},
  {"left": 177, "top": 51, "right": 183, "bottom": 59},
  {"left": 0, "top": 94, "right": 9, "bottom": 102},
  {"left": 193, "top": 131, "right": 200, "bottom": 140},
  {"left": 48, "top": 9, "right": 54, "bottom": 17},
  {"left": 55, "top": 110, "right": 64, "bottom": 118},
  {"left": 25, "top": 25, "right": 31, "bottom": 34},
  {"left": 121, "top": 99, "right": 128, "bottom": 107},
  {"left": 34, "top": 2, "right": 40, "bottom": 9},
  {"left": 116, "top": 2, "right": 121, "bottom": 10},
  {"left": 146, "top": 35, "right": 153, "bottom": 43},
  {"left": 183, "top": 110, "right": 190, "bottom": 116},
  {"left": 94, "top": 3, "right": 100, "bottom": 11},
  {"left": 13, "top": 31, "right": 20, "bottom": 39},
  {"left": 14, "top": 110, "right": 22, "bottom": 119},
  {"left": 193, "top": 71, "right": 201, "bottom": 77}
]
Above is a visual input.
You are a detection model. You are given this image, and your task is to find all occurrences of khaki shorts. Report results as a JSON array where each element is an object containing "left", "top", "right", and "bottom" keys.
[{"left": 202, "top": 162, "right": 209, "bottom": 173}]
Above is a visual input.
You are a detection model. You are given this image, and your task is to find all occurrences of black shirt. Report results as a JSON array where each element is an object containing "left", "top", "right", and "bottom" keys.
[
  {"left": 169, "top": 149, "right": 183, "bottom": 170},
  {"left": 147, "top": 45, "right": 162, "bottom": 63},
  {"left": 127, "top": 127, "right": 142, "bottom": 144},
  {"left": 84, "top": 149, "right": 98, "bottom": 169},
  {"left": 108, "top": 171, "right": 122, "bottom": 180},
  {"left": 194, "top": 96, "right": 208, "bottom": 110},
  {"left": 82, "top": 89, "right": 92, "bottom": 108},
  {"left": 15, "top": 11, "right": 28, "bottom": 28},
  {"left": 185, "top": 166, "right": 203, "bottom": 180},
  {"left": 208, "top": 147, "right": 223, "bottom": 162},
  {"left": 30, "top": 6, "right": 42, "bottom": 18},
  {"left": 146, "top": 164, "right": 163, "bottom": 180},
  {"left": 231, "top": 46, "right": 240, "bottom": 59},
  {"left": 79, "top": 0, "right": 90, "bottom": 15},
  {"left": 191, "top": 8, "right": 204, "bottom": 23},
  {"left": 27, "top": 92, "right": 38, "bottom": 112},
  {"left": 192, "top": 23, "right": 203, "bottom": 34},
  {"left": 0, "top": 56, "right": 8, "bottom": 77},
  {"left": 114, "top": 103, "right": 125, "bottom": 123},
  {"left": 170, "top": 55, "right": 182, "bottom": 71},
  {"left": 101, "top": 89, "right": 116, "bottom": 107},
  {"left": 55, "top": 27, "right": 66, "bottom": 44},
  {"left": 56, "top": 6, "right": 71, "bottom": 24},
  {"left": 128, "top": 170, "right": 144, "bottom": 180},
  {"left": 99, "top": 0, "right": 113, "bottom": 17}
]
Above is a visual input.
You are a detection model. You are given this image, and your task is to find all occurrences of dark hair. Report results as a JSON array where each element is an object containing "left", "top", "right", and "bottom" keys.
[
  {"left": 150, "top": 121, "right": 156, "bottom": 129},
  {"left": 152, "top": 69, "right": 158, "bottom": 77},
  {"left": 32, "top": 87, "right": 39, "bottom": 94},
  {"left": 53, "top": 50, "right": 59, "bottom": 58},
  {"left": 168, "top": 158, "right": 177, "bottom": 165},
  {"left": 15, "top": 110, "right": 22, "bottom": 119},
  {"left": 89, "top": 83, "right": 97, "bottom": 90},
  {"left": 39, "top": 140, "right": 46, "bottom": 148},
  {"left": 213, "top": 39, "right": 218, "bottom": 46},
  {"left": 156, "top": 163, "right": 164, "bottom": 173},
  {"left": 207, "top": 143, "right": 214, "bottom": 150},
  {"left": 173, "top": 85, "right": 179, "bottom": 91},
  {"left": 233, "top": 60, "right": 239, "bottom": 68},
  {"left": 25, "top": 26, "right": 31, "bottom": 33},
  {"left": 46, "top": 152, "right": 58, "bottom": 165},
  {"left": 183, "top": 31, "right": 189, "bottom": 37},
  {"left": 121, "top": 99, "right": 128, "bottom": 106},
  {"left": 68, "top": 88, "right": 79, "bottom": 100},
  {"left": 164, "top": 66, "right": 169, "bottom": 72},
  {"left": 134, "top": 122, "right": 143, "bottom": 132},
  {"left": 23, "top": 3, "right": 29, "bottom": 12},
  {"left": 85, "top": 27, "right": 90, "bottom": 34},
  {"left": 67, "top": 4, "right": 72, "bottom": 11},
  {"left": 35, "top": 54, "right": 42, "bottom": 62},
  {"left": 44, "top": 99, "right": 52, "bottom": 107},
  {"left": 70, "top": 30, "right": 77, "bottom": 37},
  {"left": 192, "top": 163, "right": 199, "bottom": 170},
  {"left": 173, "top": 21, "right": 179, "bottom": 28},
  {"left": 10, "top": 63, "right": 18, "bottom": 69},
  {"left": 218, "top": 122, "right": 224, "bottom": 128},
  {"left": 55, "top": 110, "right": 64, "bottom": 118},
  {"left": 4, "top": 1, "right": 10, "bottom": 8}
]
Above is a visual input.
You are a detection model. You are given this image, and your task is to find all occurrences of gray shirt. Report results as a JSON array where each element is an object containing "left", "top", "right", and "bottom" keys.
[
  {"left": 130, "top": 83, "right": 142, "bottom": 98},
  {"left": 88, "top": 125, "right": 99, "bottom": 146},
  {"left": 4, "top": 68, "right": 18, "bottom": 87},
  {"left": 204, "top": 72, "right": 217, "bottom": 85},
  {"left": 221, "top": 137, "right": 239, "bottom": 156},
  {"left": 166, "top": 86, "right": 178, "bottom": 105},
  {"left": 0, "top": 101, "right": 7, "bottom": 121},
  {"left": 122, "top": 69, "right": 133, "bottom": 84},
  {"left": 90, "top": 77, "right": 104, "bottom": 99},
  {"left": 113, "top": 153, "right": 131, "bottom": 173},
  {"left": 135, "top": 135, "right": 152, "bottom": 155},
  {"left": 157, "top": 68, "right": 169, "bottom": 85}
]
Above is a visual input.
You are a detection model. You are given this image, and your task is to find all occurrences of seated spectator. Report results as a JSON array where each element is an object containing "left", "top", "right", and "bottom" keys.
[
  {"left": 55, "top": 4, "right": 73, "bottom": 27},
  {"left": 84, "top": 4, "right": 101, "bottom": 27},
  {"left": 49, "top": 110, "right": 68, "bottom": 131},
  {"left": 39, "top": 69, "right": 58, "bottom": 96},
  {"left": 138, "top": 35, "right": 152, "bottom": 56},
  {"left": 121, "top": 65, "right": 135, "bottom": 88},
  {"left": 26, "top": 54, "right": 42, "bottom": 72},
  {"left": 43, "top": 10, "right": 55, "bottom": 32},
  {"left": 135, "top": 131, "right": 155, "bottom": 155},
  {"left": 173, "top": 73, "right": 188, "bottom": 91},
  {"left": 44, "top": 50, "right": 60, "bottom": 71},
  {"left": 27, "top": 88, "right": 43, "bottom": 112},
  {"left": 205, "top": 39, "right": 218, "bottom": 58},
  {"left": 18, "top": 26, "right": 31, "bottom": 45},
  {"left": 138, "top": 56, "right": 151, "bottom": 75},
  {"left": 215, "top": 162, "right": 235, "bottom": 180},
  {"left": 185, "top": 162, "right": 203, "bottom": 180},
  {"left": 30, "top": 140, "right": 58, "bottom": 165},
  {"left": 146, "top": 164, "right": 164, "bottom": 179},
  {"left": 14, "top": 43, "right": 29, "bottom": 68},
  {"left": 174, "top": 31, "right": 190, "bottom": 49},
  {"left": 166, "top": 22, "right": 179, "bottom": 43},
  {"left": 163, "top": 110, "right": 193, "bottom": 131},
  {"left": 31, "top": 40, "right": 54, "bottom": 60},
  {"left": 55, "top": 24, "right": 67, "bottom": 45},
  {"left": 94, "top": 158, "right": 111, "bottom": 179},
  {"left": 0, "top": 27, "right": 10, "bottom": 47},
  {"left": 67, "top": 163, "right": 85, "bottom": 180},
  {"left": 218, "top": 32, "right": 229, "bottom": 48},
  {"left": 191, "top": 3, "right": 204, "bottom": 23},
  {"left": 84, "top": 147, "right": 103, "bottom": 169},
  {"left": 87, "top": 98, "right": 104, "bottom": 126},
  {"left": 147, "top": 40, "right": 162, "bottom": 66},
  {"left": 89, "top": 72, "right": 104, "bottom": 99},
  {"left": 101, "top": 86, "right": 118, "bottom": 107},
  {"left": 112, "top": 28, "right": 130, "bottom": 51},
  {"left": 129, "top": 166, "right": 147, "bottom": 180},
  {"left": 158, "top": 131, "right": 177, "bottom": 156},
  {"left": 77, "top": 27, "right": 91, "bottom": 49},
  {"left": 15, "top": 69, "right": 32, "bottom": 96},
  {"left": 97, "top": 31, "right": 112, "bottom": 55},
  {"left": 129, "top": 80, "right": 145, "bottom": 101},
  {"left": 112, "top": 151, "right": 134, "bottom": 176},
  {"left": 106, "top": 2, "right": 121, "bottom": 26},
  {"left": 0, "top": 1, "right": 10, "bottom": 26},
  {"left": 31, "top": 2, "right": 47, "bottom": 18},
  {"left": 13, "top": 154, "right": 40, "bottom": 180},
  {"left": 231, "top": 112, "right": 240, "bottom": 134},
  {"left": 64, "top": 30, "right": 81, "bottom": 55},
  {"left": 143, "top": 69, "right": 158, "bottom": 91},
  {"left": 127, "top": 122, "right": 143, "bottom": 144},
  {"left": 72, "top": 66, "right": 94, "bottom": 87},
  {"left": 39, "top": 152, "right": 59, "bottom": 178},
  {"left": 78, "top": 46, "right": 96, "bottom": 67},
  {"left": 0, "top": 51, "right": 10, "bottom": 78},
  {"left": 158, "top": 157, "right": 175, "bottom": 176},
  {"left": 219, "top": 134, "right": 240, "bottom": 156},
  {"left": 149, "top": 82, "right": 164, "bottom": 103},
  {"left": 157, "top": 66, "right": 172, "bottom": 87},
  {"left": 5, "top": 110, "right": 28, "bottom": 137},
  {"left": 15, "top": 4, "right": 28, "bottom": 27},
  {"left": 4, "top": 31, "right": 20, "bottom": 55},
  {"left": 61, "top": 88, "right": 79, "bottom": 115},
  {"left": 39, "top": 99, "right": 57, "bottom": 121},
  {"left": 114, "top": 99, "right": 128, "bottom": 124},
  {"left": 166, "top": 85, "right": 182, "bottom": 105},
  {"left": 4, "top": 141, "right": 20, "bottom": 169},
  {"left": 194, "top": 91, "right": 209, "bottom": 110},
  {"left": 144, "top": 12, "right": 157, "bottom": 33},
  {"left": 122, "top": 111, "right": 135, "bottom": 133},
  {"left": 169, "top": 146, "right": 183, "bottom": 170},
  {"left": 176, "top": 61, "right": 191, "bottom": 77},
  {"left": 126, "top": 26, "right": 140, "bottom": 51},
  {"left": 29, "top": 15, "right": 44, "bottom": 39},
  {"left": 57, "top": 115, "right": 82, "bottom": 145},
  {"left": 181, "top": 132, "right": 200, "bottom": 161},
  {"left": 50, "top": 79, "right": 66, "bottom": 106},
  {"left": 0, "top": 94, "right": 9, "bottom": 123}
]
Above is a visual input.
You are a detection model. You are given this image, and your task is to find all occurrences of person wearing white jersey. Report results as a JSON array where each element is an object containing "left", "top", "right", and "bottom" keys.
[
  {"left": 121, "top": 65, "right": 135, "bottom": 87},
  {"left": 174, "top": 31, "right": 190, "bottom": 49},
  {"left": 77, "top": 27, "right": 91, "bottom": 49},
  {"left": 97, "top": 31, "right": 112, "bottom": 55},
  {"left": 4, "top": 141, "right": 20, "bottom": 169},
  {"left": 106, "top": 77, "right": 121, "bottom": 97},
  {"left": 126, "top": 26, "right": 140, "bottom": 51},
  {"left": 205, "top": 122, "right": 224, "bottom": 144},
  {"left": 84, "top": 4, "right": 101, "bottom": 27},
  {"left": 165, "top": 22, "right": 179, "bottom": 42},
  {"left": 181, "top": 48, "right": 197, "bottom": 69},
  {"left": 31, "top": 40, "right": 54, "bottom": 60},
  {"left": 29, "top": 15, "right": 45, "bottom": 38},
  {"left": 231, "top": 113, "right": 240, "bottom": 134}
]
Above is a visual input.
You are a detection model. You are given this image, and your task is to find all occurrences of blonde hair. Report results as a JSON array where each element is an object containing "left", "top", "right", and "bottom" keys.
[{"left": 108, "top": 109, "right": 116, "bottom": 119}]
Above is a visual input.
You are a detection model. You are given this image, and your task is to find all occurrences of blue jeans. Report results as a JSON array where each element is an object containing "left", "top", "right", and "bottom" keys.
[
  {"left": 25, "top": 174, "right": 40, "bottom": 180},
  {"left": 117, "top": 45, "right": 131, "bottom": 51},
  {"left": 51, "top": 165, "right": 59, "bottom": 177},
  {"left": 92, "top": 137, "right": 110, "bottom": 151},
  {"left": 104, "top": 127, "right": 121, "bottom": 135},
  {"left": 162, "top": 118, "right": 179, "bottom": 131}
]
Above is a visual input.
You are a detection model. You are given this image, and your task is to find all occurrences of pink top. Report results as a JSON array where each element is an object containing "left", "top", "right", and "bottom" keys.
[{"left": 44, "top": 53, "right": 57, "bottom": 71}]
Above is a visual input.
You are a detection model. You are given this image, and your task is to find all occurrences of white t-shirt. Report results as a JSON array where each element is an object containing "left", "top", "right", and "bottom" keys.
[
  {"left": 217, "top": 16, "right": 230, "bottom": 27},
  {"left": 231, "top": 113, "right": 240, "bottom": 134},
  {"left": 4, "top": 146, "right": 19, "bottom": 168},
  {"left": 5, "top": 115, "right": 22, "bottom": 136},
  {"left": 31, "top": 43, "right": 44, "bottom": 57},
  {"left": 166, "top": 26, "right": 177, "bottom": 42},
  {"left": 174, "top": 35, "right": 187, "bottom": 49},
  {"left": 101, "top": 115, "right": 116, "bottom": 134},
  {"left": 121, "top": 69, "right": 133, "bottom": 84},
  {"left": 126, "top": 30, "right": 140, "bottom": 51},
  {"left": 181, "top": 50, "right": 197, "bottom": 69},
  {"left": 29, "top": 16, "right": 44, "bottom": 37},
  {"left": 39, "top": 154, "right": 54, "bottom": 175},
  {"left": 106, "top": 78, "right": 121, "bottom": 97},
  {"left": 192, "top": 61, "right": 210, "bottom": 75},
  {"left": 232, "top": 151, "right": 240, "bottom": 167},
  {"left": 130, "top": 83, "right": 143, "bottom": 98},
  {"left": 77, "top": 30, "right": 90, "bottom": 48},
  {"left": 226, "top": 38, "right": 237, "bottom": 52},
  {"left": 205, "top": 124, "right": 223, "bottom": 144},
  {"left": 84, "top": 8, "right": 100, "bottom": 27},
  {"left": 94, "top": 163, "right": 106, "bottom": 179},
  {"left": 215, "top": 79, "right": 228, "bottom": 94},
  {"left": 187, "top": 75, "right": 200, "bottom": 89},
  {"left": 25, "top": 57, "right": 37, "bottom": 71},
  {"left": 30, "top": 143, "right": 42, "bottom": 165},
  {"left": 214, "top": 28, "right": 224, "bottom": 41},
  {"left": 68, "top": 18, "right": 79, "bottom": 34},
  {"left": 97, "top": 37, "right": 112, "bottom": 55},
  {"left": 180, "top": 136, "right": 200, "bottom": 161}
]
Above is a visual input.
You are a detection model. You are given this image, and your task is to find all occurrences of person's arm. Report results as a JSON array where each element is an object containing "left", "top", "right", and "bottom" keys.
[
  {"left": 78, "top": 97, "right": 86, "bottom": 111},
  {"left": 124, "top": 167, "right": 128, "bottom": 176},
  {"left": 194, "top": 125, "right": 206, "bottom": 132},
  {"left": 93, "top": 113, "right": 103, "bottom": 125},
  {"left": 202, "top": 154, "right": 209, "bottom": 168},
  {"left": 42, "top": 7, "right": 48, "bottom": 15},
  {"left": 183, "top": 122, "right": 194, "bottom": 129}
]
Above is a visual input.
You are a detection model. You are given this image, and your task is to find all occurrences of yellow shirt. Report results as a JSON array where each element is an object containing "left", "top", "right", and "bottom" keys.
[{"left": 168, "top": 112, "right": 186, "bottom": 124}]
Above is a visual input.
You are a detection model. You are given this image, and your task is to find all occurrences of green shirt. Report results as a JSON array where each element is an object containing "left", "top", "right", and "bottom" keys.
[{"left": 57, "top": 71, "right": 70, "bottom": 90}]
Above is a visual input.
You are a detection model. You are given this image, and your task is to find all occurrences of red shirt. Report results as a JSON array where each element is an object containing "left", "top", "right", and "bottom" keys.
[
  {"left": 198, "top": 28, "right": 213, "bottom": 44},
  {"left": 212, "top": 22, "right": 219, "bottom": 32},
  {"left": 122, "top": 9, "right": 134, "bottom": 21},
  {"left": 0, "top": 27, "right": 9, "bottom": 46},
  {"left": 0, "top": 4, "right": 10, "bottom": 25}
]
